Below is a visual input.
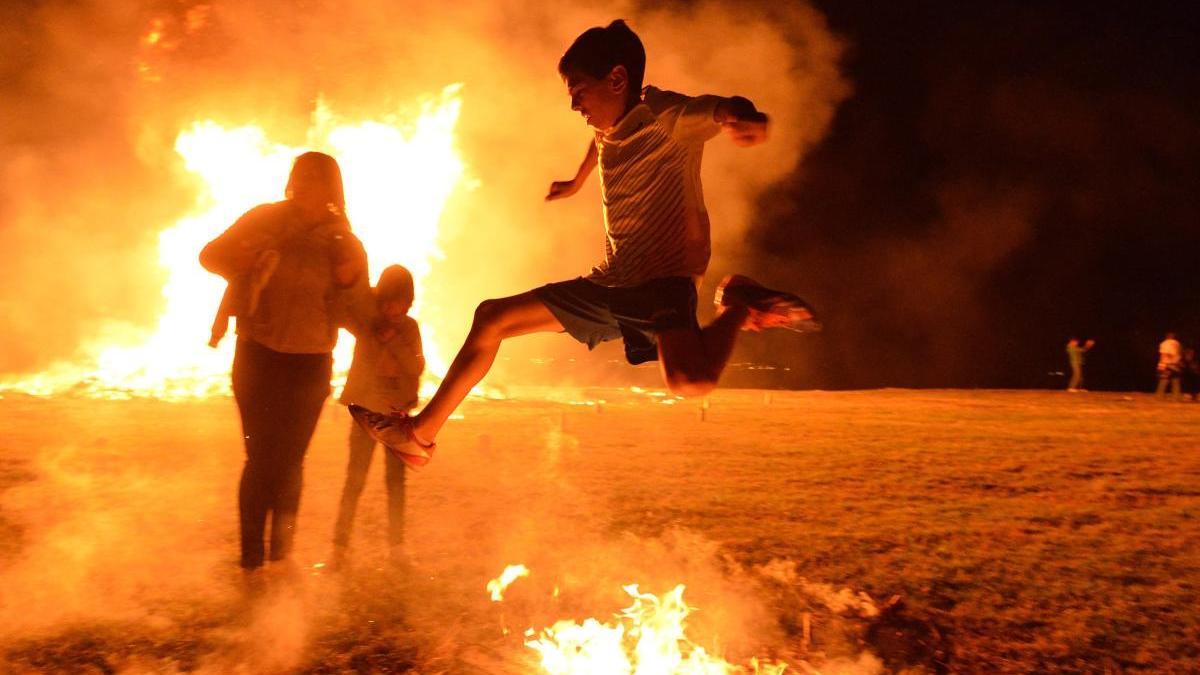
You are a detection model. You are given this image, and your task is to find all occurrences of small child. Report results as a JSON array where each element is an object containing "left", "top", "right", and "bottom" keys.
[{"left": 332, "top": 265, "right": 424, "bottom": 564}]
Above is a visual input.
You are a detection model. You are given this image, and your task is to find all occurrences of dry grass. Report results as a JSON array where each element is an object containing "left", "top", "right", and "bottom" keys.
[{"left": 0, "top": 389, "right": 1198, "bottom": 673}]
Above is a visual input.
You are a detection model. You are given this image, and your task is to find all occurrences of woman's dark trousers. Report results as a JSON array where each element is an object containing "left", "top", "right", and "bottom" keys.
[{"left": 232, "top": 338, "right": 331, "bottom": 569}]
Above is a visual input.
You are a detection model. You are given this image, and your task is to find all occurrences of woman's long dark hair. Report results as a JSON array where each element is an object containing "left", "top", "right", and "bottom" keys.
[{"left": 284, "top": 151, "right": 347, "bottom": 216}]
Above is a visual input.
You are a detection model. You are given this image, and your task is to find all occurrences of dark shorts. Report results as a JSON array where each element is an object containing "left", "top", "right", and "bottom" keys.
[{"left": 534, "top": 276, "right": 699, "bottom": 365}]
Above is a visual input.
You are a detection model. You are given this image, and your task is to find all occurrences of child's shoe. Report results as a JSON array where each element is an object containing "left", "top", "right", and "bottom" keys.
[
  {"left": 715, "top": 274, "right": 822, "bottom": 333},
  {"left": 348, "top": 404, "right": 435, "bottom": 469}
]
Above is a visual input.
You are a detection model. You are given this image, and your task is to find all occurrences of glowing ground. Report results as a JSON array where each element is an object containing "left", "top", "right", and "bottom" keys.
[{"left": 1, "top": 389, "right": 1198, "bottom": 673}]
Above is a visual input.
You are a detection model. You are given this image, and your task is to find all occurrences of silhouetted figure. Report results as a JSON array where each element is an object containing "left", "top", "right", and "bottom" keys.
[
  {"left": 200, "top": 152, "right": 366, "bottom": 574},
  {"left": 1155, "top": 332, "right": 1183, "bottom": 399},
  {"left": 1065, "top": 337, "right": 1095, "bottom": 392},
  {"left": 1181, "top": 347, "right": 1199, "bottom": 402},
  {"left": 350, "top": 19, "right": 820, "bottom": 466},
  {"left": 332, "top": 265, "right": 424, "bottom": 567}
]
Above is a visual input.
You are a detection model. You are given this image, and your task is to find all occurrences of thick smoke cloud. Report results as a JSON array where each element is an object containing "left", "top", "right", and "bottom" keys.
[
  {"left": 0, "top": 0, "right": 849, "bottom": 384},
  {"left": 1, "top": 1, "right": 174, "bottom": 373}
]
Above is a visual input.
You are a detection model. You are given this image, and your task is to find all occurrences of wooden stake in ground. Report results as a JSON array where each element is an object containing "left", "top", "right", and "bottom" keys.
[{"left": 801, "top": 612, "right": 811, "bottom": 653}]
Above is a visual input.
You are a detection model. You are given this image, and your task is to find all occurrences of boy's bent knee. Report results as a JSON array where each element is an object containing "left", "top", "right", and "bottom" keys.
[
  {"left": 473, "top": 299, "right": 501, "bottom": 324},
  {"left": 463, "top": 301, "right": 500, "bottom": 344},
  {"left": 473, "top": 298, "right": 515, "bottom": 331},
  {"left": 470, "top": 298, "right": 522, "bottom": 342}
]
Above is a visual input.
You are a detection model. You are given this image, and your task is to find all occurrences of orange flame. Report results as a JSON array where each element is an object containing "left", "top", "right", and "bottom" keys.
[
  {"left": 141, "top": 19, "right": 165, "bottom": 47},
  {"left": 526, "top": 584, "right": 788, "bottom": 674},
  {"left": 490, "top": 565, "right": 788, "bottom": 675},
  {"left": 488, "top": 563, "right": 531, "bottom": 602},
  {"left": 2, "top": 86, "right": 467, "bottom": 400}
]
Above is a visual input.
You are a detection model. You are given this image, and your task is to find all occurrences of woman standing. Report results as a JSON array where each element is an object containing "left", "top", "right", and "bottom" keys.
[{"left": 200, "top": 152, "right": 366, "bottom": 573}]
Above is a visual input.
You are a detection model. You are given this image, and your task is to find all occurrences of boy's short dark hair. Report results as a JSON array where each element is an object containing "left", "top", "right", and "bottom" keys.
[{"left": 558, "top": 19, "right": 645, "bottom": 106}]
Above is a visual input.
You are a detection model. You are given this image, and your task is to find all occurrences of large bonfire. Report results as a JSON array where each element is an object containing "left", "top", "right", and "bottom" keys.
[{"left": 3, "top": 87, "right": 466, "bottom": 400}]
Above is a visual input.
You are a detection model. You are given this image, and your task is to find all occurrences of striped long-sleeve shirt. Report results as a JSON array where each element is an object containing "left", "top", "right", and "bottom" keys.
[{"left": 586, "top": 87, "right": 722, "bottom": 288}]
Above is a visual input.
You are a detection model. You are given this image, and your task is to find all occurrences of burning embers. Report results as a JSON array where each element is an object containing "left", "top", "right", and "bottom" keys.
[
  {"left": 489, "top": 563, "right": 532, "bottom": 602},
  {"left": 487, "top": 565, "right": 788, "bottom": 674}
]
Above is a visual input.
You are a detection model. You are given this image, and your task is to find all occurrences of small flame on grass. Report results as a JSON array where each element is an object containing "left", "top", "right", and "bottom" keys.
[
  {"left": 487, "top": 563, "right": 530, "bottom": 602},
  {"left": 526, "top": 584, "right": 787, "bottom": 674},
  {"left": 491, "top": 565, "right": 788, "bottom": 674}
]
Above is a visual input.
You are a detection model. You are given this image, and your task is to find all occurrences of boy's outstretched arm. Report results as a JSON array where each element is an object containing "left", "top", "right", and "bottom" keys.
[
  {"left": 714, "top": 95, "right": 769, "bottom": 147},
  {"left": 545, "top": 140, "right": 598, "bottom": 201},
  {"left": 642, "top": 86, "right": 768, "bottom": 148}
]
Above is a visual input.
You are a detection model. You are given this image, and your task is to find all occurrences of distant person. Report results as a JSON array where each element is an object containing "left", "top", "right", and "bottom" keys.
[
  {"left": 1065, "top": 337, "right": 1095, "bottom": 392},
  {"left": 199, "top": 152, "right": 366, "bottom": 578},
  {"left": 1181, "top": 346, "right": 1199, "bottom": 402},
  {"left": 332, "top": 265, "right": 424, "bottom": 568},
  {"left": 1155, "top": 332, "right": 1183, "bottom": 399},
  {"left": 349, "top": 19, "right": 820, "bottom": 465}
]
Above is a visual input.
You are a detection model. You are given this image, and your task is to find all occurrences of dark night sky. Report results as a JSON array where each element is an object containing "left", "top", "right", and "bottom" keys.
[{"left": 736, "top": 1, "right": 1200, "bottom": 391}]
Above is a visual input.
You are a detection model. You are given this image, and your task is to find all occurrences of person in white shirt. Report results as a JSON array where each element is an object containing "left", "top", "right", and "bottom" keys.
[{"left": 1156, "top": 332, "right": 1183, "bottom": 398}]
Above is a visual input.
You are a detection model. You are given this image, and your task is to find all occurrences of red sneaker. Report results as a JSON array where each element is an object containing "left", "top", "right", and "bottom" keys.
[
  {"left": 348, "top": 404, "right": 435, "bottom": 469},
  {"left": 714, "top": 274, "right": 822, "bottom": 333}
]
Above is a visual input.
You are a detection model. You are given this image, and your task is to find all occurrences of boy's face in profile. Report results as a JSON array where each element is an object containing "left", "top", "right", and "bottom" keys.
[{"left": 564, "top": 67, "right": 629, "bottom": 131}]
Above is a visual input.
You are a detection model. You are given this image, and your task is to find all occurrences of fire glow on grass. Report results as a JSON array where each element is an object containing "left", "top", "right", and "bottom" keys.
[
  {"left": 488, "top": 566, "right": 788, "bottom": 674},
  {"left": 3, "top": 87, "right": 467, "bottom": 400}
]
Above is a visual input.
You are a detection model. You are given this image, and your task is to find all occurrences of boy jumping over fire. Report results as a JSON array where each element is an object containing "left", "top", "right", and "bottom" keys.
[{"left": 351, "top": 19, "right": 819, "bottom": 463}]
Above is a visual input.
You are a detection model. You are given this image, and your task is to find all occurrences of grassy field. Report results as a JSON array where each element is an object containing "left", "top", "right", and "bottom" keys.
[{"left": 0, "top": 389, "right": 1198, "bottom": 673}]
